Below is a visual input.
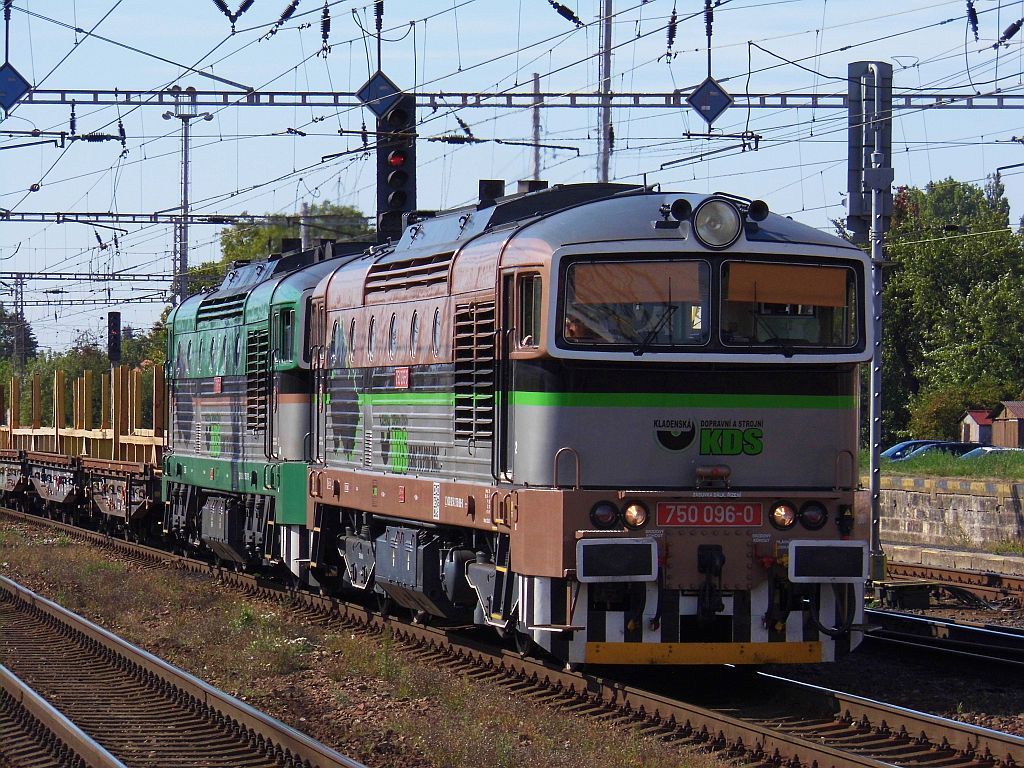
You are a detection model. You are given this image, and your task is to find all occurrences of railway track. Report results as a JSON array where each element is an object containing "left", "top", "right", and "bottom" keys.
[
  {"left": 3, "top": 506, "right": 1023, "bottom": 768},
  {"left": 865, "top": 608, "right": 1024, "bottom": 667},
  {"left": 886, "top": 561, "right": 1024, "bottom": 604},
  {"left": 1, "top": 661, "right": 127, "bottom": 768},
  {"left": 0, "top": 570, "right": 365, "bottom": 768}
]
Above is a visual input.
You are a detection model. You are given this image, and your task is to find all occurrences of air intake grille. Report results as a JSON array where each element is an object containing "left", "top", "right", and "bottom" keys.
[
  {"left": 453, "top": 301, "right": 495, "bottom": 441},
  {"left": 246, "top": 327, "right": 269, "bottom": 433},
  {"left": 197, "top": 293, "right": 245, "bottom": 324},
  {"left": 365, "top": 252, "right": 453, "bottom": 298}
]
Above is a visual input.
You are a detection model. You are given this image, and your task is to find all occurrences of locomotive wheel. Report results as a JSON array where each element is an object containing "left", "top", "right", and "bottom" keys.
[{"left": 377, "top": 593, "right": 394, "bottom": 620}]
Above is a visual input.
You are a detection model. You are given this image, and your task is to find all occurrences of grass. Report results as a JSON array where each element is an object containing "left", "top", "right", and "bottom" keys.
[
  {"left": 861, "top": 448, "right": 1024, "bottom": 480},
  {"left": 987, "top": 538, "right": 1024, "bottom": 556}
]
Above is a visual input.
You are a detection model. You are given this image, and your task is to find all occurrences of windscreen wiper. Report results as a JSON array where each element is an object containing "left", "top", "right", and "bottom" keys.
[
  {"left": 751, "top": 311, "right": 796, "bottom": 358},
  {"left": 633, "top": 305, "right": 677, "bottom": 356}
]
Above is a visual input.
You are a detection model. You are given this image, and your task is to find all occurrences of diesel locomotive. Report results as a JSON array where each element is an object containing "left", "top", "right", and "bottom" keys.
[{"left": 3, "top": 181, "right": 872, "bottom": 667}]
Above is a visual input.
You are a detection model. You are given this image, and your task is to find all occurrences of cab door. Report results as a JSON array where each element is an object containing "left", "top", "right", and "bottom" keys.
[{"left": 496, "top": 270, "right": 542, "bottom": 482}]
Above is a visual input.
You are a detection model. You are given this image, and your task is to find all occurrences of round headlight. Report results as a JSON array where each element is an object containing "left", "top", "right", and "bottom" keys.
[
  {"left": 622, "top": 500, "right": 649, "bottom": 529},
  {"left": 590, "top": 501, "right": 620, "bottom": 529},
  {"left": 799, "top": 501, "right": 829, "bottom": 530},
  {"left": 692, "top": 198, "right": 743, "bottom": 249},
  {"left": 769, "top": 501, "right": 798, "bottom": 530}
]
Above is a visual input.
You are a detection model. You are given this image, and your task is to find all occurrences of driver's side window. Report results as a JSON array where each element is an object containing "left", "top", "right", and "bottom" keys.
[{"left": 518, "top": 273, "right": 541, "bottom": 347}]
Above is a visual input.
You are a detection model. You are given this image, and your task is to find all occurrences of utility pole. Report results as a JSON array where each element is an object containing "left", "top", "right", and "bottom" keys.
[
  {"left": 11, "top": 273, "right": 25, "bottom": 373},
  {"left": 847, "top": 61, "right": 893, "bottom": 584},
  {"left": 597, "top": 0, "right": 613, "bottom": 182},
  {"left": 532, "top": 73, "right": 542, "bottom": 181},
  {"left": 162, "top": 86, "right": 212, "bottom": 304},
  {"left": 300, "top": 201, "right": 311, "bottom": 249}
]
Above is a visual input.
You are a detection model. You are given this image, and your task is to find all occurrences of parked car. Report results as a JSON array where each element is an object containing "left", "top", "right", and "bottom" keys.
[
  {"left": 892, "top": 441, "right": 981, "bottom": 461},
  {"left": 881, "top": 439, "right": 942, "bottom": 460},
  {"left": 959, "top": 446, "right": 1024, "bottom": 459}
]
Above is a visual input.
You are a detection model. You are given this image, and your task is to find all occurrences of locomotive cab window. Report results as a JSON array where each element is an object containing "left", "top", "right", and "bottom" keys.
[
  {"left": 720, "top": 262, "right": 857, "bottom": 348},
  {"left": 562, "top": 260, "right": 709, "bottom": 348},
  {"left": 518, "top": 273, "right": 542, "bottom": 348},
  {"left": 278, "top": 309, "right": 295, "bottom": 362}
]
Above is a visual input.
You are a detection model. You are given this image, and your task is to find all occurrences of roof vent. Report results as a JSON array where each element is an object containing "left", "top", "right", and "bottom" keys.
[
  {"left": 517, "top": 179, "right": 548, "bottom": 194},
  {"left": 478, "top": 179, "right": 505, "bottom": 207}
]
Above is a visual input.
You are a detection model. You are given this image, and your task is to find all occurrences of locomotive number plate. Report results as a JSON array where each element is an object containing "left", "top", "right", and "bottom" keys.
[{"left": 656, "top": 501, "right": 763, "bottom": 527}]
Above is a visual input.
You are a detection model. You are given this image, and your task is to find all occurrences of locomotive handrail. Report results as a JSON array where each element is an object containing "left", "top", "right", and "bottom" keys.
[
  {"left": 552, "top": 446, "right": 581, "bottom": 490},
  {"left": 310, "top": 343, "right": 326, "bottom": 465},
  {"left": 263, "top": 344, "right": 277, "bottom": 461},
  {"left": 492, "top": 326, "right": 516, "bottom": 483},
  {"left": 308, "top": 469, "right": 323, "bottom": 498},
  {"left": 489, "top": 491, "right": 510, "bottom": 526}
]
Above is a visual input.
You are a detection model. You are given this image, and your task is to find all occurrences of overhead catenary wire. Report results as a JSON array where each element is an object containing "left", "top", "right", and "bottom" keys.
[{"left": 4, "top": 0, "right": 1023, "bottom": 349}]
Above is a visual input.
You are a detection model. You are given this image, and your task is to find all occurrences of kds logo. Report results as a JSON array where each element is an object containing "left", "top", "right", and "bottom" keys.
[{"left": 699, "top": 427, "right": 763, "bottom": 456}]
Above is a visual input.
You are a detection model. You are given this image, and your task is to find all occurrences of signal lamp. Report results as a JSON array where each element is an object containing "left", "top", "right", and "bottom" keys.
[
  {"left": 747, "top": 199, "right": 769, "bottom": 221},
  {"left": 769, "top": 500, "right": 798, "bottom": 530},
  {"left": 107, "top": 311, "right": 122, "bottom": 365},
  {"left": 376, "top": 94, "right": 417, "bottom": 242},
  {"left": 669, "top": 198, "right": 692, "bottom": 221},
  {"left": 590, "top": 501, "right": 620, "bottom": 529},
  {"left": 622, "top": 500, "right": 649, "bottom": 529},
  {"left": 799, "top": 501, "right": 829, "bottom": 530}
]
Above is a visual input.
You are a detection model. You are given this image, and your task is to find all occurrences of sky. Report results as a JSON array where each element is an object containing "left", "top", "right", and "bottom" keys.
[{"left": 2, "top": 0, "right": 1024, "bottom": 352}]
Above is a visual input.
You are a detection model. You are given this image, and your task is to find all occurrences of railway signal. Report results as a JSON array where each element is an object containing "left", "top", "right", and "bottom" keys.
[
  {"left": 375, "top": 93, "right": 416, "bottom": 243},
  {"left": 107, "top": 311, "right": 121, "bottom": 365}
]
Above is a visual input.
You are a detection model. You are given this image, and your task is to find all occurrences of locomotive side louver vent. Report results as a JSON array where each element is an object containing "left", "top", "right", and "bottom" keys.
[
  {"left": 246, "top": 327, "right": 269, "bottom": 433},
  {"left": 197, "top": 293, "right": 246, "bottom": 324},
  {"left": 364, "top": 252, "right": 453, "bottom": 300},
  {"left": 453, "top": 301, "right": 495, "bottom": 442}
]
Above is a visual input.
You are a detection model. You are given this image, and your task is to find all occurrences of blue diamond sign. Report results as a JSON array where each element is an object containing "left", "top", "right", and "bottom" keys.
[
  {"left": 0, "top": 62, "right": 31, "bottom": 112},
  {"left": 687, "top": 76, "right": 732, "bottom": 127},
  {"left": 357, "top": 71, "right": 402, "bottom": 119}
]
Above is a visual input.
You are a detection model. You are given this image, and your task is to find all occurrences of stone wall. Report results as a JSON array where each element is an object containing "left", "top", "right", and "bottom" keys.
[{"left": 866, "top": 477, "right": 1024, "bottom": 549}]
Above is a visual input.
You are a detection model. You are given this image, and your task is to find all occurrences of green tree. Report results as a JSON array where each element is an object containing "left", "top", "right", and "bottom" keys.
[
  {"left": 0, "top": 303, "right": 39, "bottom": 362},
  {"left": 189, "top": 201, "right": 371, "bottom": 294},
  {"left": 907, "top": 378, "right": 1011, "bottom": 440},
  {"left": 882, "top": 176, "right": 1024, "bottom": 440}
]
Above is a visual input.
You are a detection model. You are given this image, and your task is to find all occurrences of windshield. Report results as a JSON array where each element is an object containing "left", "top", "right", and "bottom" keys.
[
  {"left": 562, "top": 260, "right": 710, "bottom": 347},
  {"left": 721, "top": 262, "right": 857, "bottom": 348}
]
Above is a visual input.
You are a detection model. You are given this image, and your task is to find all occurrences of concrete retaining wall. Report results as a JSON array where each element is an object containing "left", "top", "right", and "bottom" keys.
[{"left": 870, "top": 476, "right": 1024, "bottom": 550}]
